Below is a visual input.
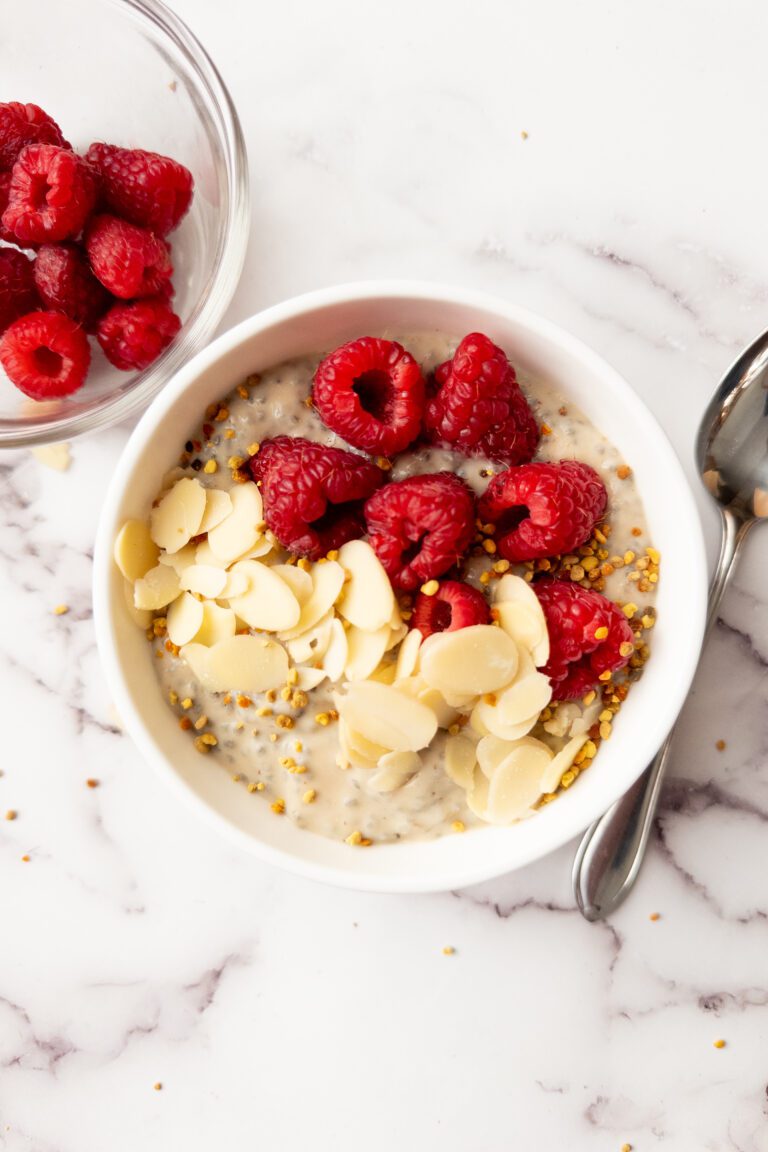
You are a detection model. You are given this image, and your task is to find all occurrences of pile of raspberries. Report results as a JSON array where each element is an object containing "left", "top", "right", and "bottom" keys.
[
  {"left": 0, "top": 101, "right": 194, "bottom": 401},
  {"left": 249, "top": 331, "right": 636, "bottom": 700}
]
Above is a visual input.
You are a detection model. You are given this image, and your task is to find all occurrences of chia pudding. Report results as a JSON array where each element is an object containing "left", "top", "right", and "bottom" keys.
[{"left": 115, "top": 329, "right": 658, "bottom": 845}]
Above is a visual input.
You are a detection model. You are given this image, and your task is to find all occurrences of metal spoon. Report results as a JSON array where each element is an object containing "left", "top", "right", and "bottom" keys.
[{"left": 572, "top": 329, "right": 768, "bottom": 921}]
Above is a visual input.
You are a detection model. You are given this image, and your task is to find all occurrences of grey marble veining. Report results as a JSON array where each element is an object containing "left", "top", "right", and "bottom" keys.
[{"left": 2, "top": 1, "right": 768, "bottom": 1148}]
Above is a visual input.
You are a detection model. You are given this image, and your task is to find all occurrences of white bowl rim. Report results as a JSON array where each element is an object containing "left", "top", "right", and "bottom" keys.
[{"left": 93, "top": 279, "right": 708, "bottom": 893}]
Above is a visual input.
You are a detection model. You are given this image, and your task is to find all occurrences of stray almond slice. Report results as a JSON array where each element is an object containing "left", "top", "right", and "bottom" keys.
[
  {"left": 445, "top": 735, "right": 477, "bottom": 789},
  {"left": 159, "top": 541, "right": 197, "bottom": 575},
  {"left": 420, "top": 625, "right": 519, "bottom": 696},
  {"left": 179, "top": 564, "right": 228, "bottom": 599},
  {"left": 194, "top": 602, "right": 236, "bottom": 647},
  {"left": 334, "top": 681, "right": 437, "bottom": 753},
  {"left": 280, "top": 561, "right": 345, "bottom": 641},
  {"left": 395, "top": 628, "right": 422, "bottom": 681},
  {"left": 134, "top": 564, "right": 181, "bottom": 610},
  {"left": 167, "top": 591, "right": 205, "bottom": 646},
  {"left": 344, "top": 624, "right": 391, "bottom": 681},
  {"left": 322, "top": 617, "right": 349, "bottom": 682},
  {"left": 149, "top": 477, "right": 206, "bottom": 554},
  {"left": 337, "top": 540, "right": 395, "bottom": 631},
  {"left": 485, "top": 740, "right": 553, "bottom": 824},
  {"left": 271, "top": 564, "right": 313, "bottom": 605},
  {"left": 207, "top": 482, "right": 264, "bottom": 563},
  {"left": 31, "top": 441, "right": 70, "bottom": 471},
  {"left": 228, "top": 560, "right": 301, "bottom": 631},
  {"left": 369, "top": 750, "right": 421, "bottom": 792},
  {"left": 286, "top": 613, "right": 334, "bottom": 664},
  {"left": 296, "top": 666, "right": 328, "bottom": 691},
  {"left": 122, "top": 578, "right": 152, "bottom": 629},
  {"left": 114, "top": 519, "right": 159, "bottom": 581},
  {"left": 197, "top": 487, "right": 233, "bottom": 534},
  {"left": 201, "top": 634, "right": 289, "bottom": 693},
  {"left": 539, "top": 733, "right": 589, "bottom": 794}
]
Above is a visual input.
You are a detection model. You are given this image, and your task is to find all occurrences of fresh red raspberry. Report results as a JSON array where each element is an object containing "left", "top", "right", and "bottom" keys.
[
  {"left": 85, "top": 214, "right": 172, "bottom": 299},
  {"left": 424, "top": 333, "right": 540, "bottom": 465},
  {"left": 0, "top": 249, "right": 38, "bottom": 335},
  {"left": 411, "top": 579, "right": 489, "bottom": 639},
  {"left": 363, "top": 472, "right": 475, "bottom": 592},
  {"left": 312, "top": 337, "right": 426, "bottom": 456},
  {"left": 85, "top": 142, "right": 193, "bottom": 236},
  {"left": 534, "top": 579, "right": 635, "bottom": 700},
  {"left": 0, "top": 310, "right": 90, "bottom": 400},
  {"left": 478, "top": 460, "right": 607, "bottom": 563},
  {"left": 250, "top": 436, "right": 385, "bottom": 560},
  {"left": 0, "top": 172, "right": 19, "bottom": 244},
  {"left": 0, "top": 103, "right": 68, "bottom": 171},
  {"left": 34, "top": 243, "right": 111, "bottom": 332},
  {"left": 2, "top": 145, "right": 97, "bottom": 245},
  {"left": 96, "top": 296, "right": 181, "bottom": 370}
]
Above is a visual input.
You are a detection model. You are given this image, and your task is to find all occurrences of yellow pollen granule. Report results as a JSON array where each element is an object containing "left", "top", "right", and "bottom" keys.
[
  {"left": 599, "top": 721, "right": 612, "bottom": 740},
  {"left": 247, "top": 441, "right": 260, "bottom": 456},
  {"left": 442, "top": 945, "right": 455, "bottom": 955},
  {"left": 203, "top": 459, "right": 218, "bottom": 474},
  {"left": 583, "top": 690, "right": 596, "bottom": 706},
  {"left": 52, "top": 604, "right": 69, "bottom": 616},
  {"left": 594, "top": 626, "right": 609, "bottom": 640},
  {"left": 482, "top": 539, "right": 497, "bottom": 555},
  {"left": 326, "top": 549, "right": 339, "bottom": 561},
  {"left": 622, "top": 603, "right": 638, "bottom": 619},
  {"left": 598, "top": 670, "right": 612, "bottom": 681},
  {"left": 493, "top": 559, "right": 510, "bottom": 574},
  {"left": 256, "top": 707, "right": 272, "bottom": 717},
  {"left": 646, "top": 547, "right": 660, "bottom": 564},
  {"left": 345, "top": 830, "right": 363, "bottom": 846},
  {"left": 315, "top": 713, "right": 330, "bottom": 726},
  {"left": 713, "top": 1039, "right": 726, "bottom": 1049},
  {"left": 193, "top": 714, "right": 208, "bottom": 730},
  {"left": 297, "top": 558, "right": 311, "bottom": 572},
  {"left": 271, "top": 799, "right": 285, "bottom": 815},
  {"left": 619, "top": 641, "right": 635, "bottom": 658},
  {"left": 451, "top": 821, "right": 465, "bottom": 833},
  {"left": 420, "top": 580, "right": 439, "bottom": 596},
  {"left": 302, "top": 789, "right": 316, "bottom": 804},
  {"left": 479, "top": 571, "right": 492, "bottom": 585},
  {"left": 181, "top": 697, "right": 193, "bottom": 710},
  {"left": 200, "top": 733, "right": 217, "bottom": 746}
]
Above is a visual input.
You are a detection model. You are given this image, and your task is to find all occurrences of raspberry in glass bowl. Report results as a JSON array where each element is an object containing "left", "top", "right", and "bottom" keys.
[{"left": 0, "top": 0, "right": 248, "bottom": 448}]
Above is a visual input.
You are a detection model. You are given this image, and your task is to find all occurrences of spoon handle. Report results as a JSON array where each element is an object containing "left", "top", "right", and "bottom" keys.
[{"left": 572, "top": 506, "right": 750, "bottom": 921}]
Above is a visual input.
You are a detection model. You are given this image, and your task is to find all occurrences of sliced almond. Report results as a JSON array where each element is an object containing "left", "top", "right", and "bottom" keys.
[
  {"left": 159, "top": 541, "right": 197, "bottom": 575},
  {"left": 477, "top": 734, "right": 516, "bottom": 779},
  {"left": 345, "top": 624, "right": 391, "bottom": 681},
  {"left": 114, "top": 519, "right": 159, "bottom": 581},
  {"left": 496, "top": 600, "right": 545, "bottom": 653},
  {"left": 122, "top": 577, "right": 152, "bottom": 629},
  {"left": 496, "top": 671, "right": 552, "bottom": 725},
  {"left": 194, "top": 602, "right": 236, "bottom": 647},
  {"left": 485, "top": 739, "right": 553, "bottom": 824},
  {"left": 167, "top": 591, "right": 205, "bottom": 646},
  {"left": 228, "top": 560, "right": 301, "bottom": 631},
  {"left": 369, "top": 750, "right": 421, "bottom": 792},
  {"left": 194, "top": 539, "right": 229, "bottom": 569},
  {"left": 445, "top": 735, "right": 477, "bottom": 789},
  {"left": 471, "top": 697, "right": 540, "bottom": 742},
  {"left": 279, "top": 561, "right": 344, "bottom": 640},
  {"left": 338, "top": 719, "right": 388, "bottom": 769},
  {"left": 369, "top": 662, "right": 398, "bottom": 685},
  {"left": 337, "top": 540, "right": 395, "bottom": 631},
  {"left": 271, "top": 564, "right": 313, "bottom": 605},
  {"left": 179, "top": 564, "right": 228, "bottom": 599},
  {"left": 334, "top": 681, "right": 438, "bottom": 753},
  {"left": 416, "top": 686, "right": 457, "bottom": 729},
  {"left": 234, "top": 536, "right": 273, "bottom": 562},
  {"left": 322, "top": 617, "right": 349, "bottom": 682},
  {"left": 200, "top": 634, "right": 289, "bottom": 693},
  {"left": 286, "top": 613, "right": 334, "bottom": 664},
  {"left": 134, "top": 564, "right": 181, "bottom": 610},
  {"left": 539, "top": 733, "right": 589, "bottom": 794},
  {"left": 495, "top": 574, "right": 549, "bottom": 666},
  {"left": 296, "top": 666, "right": 328, "bottom": 691},
  {"left": 466, "top": 765, "right": 490, "bottom": 820},
  {"left": 420, "top": 625, "right": 519, "bottom": 696},
  {"left": 395, "top": 628, "right": 422, "bottom": 680},
  {"left": 149, "top": 477, "right": 206, "bottom": 554},
  {"left": 219, "top": 569, "right": 250, "bottom": 598},
  {"left": 197, "top": 487, "right": 233, "bottom": 534},
  {"left": 179, "top": 641, "right": 211, "bottom": 682},
  {"left": 386, "top": 621, "right": 409, "bottom": 651},
  {"left": 207, "top": 482, "right": 264, "bottom": 563}
]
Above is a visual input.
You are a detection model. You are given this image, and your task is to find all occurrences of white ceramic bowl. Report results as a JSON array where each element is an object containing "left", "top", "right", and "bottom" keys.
[{"left": 93, "top": 282, "right": 707, "bottom": 892}]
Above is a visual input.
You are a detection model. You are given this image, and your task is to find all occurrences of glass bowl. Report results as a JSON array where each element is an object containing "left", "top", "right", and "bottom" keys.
[{"left": 0, "top": 0, "right": 249, "bottom": 447}]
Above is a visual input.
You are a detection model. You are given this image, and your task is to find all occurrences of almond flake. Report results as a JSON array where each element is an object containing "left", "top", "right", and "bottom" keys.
[
  {"left": 197, "top": 487, "right": 233, "bottom": 534},
  {"left": 134, "top": 564, "right": 181, "bottom": 610},
  {"left": 167, "top": 592, "right": 205, "bottom": 646},
  {"left": 194, "top": 602, "right": 236, "bottom": 647},
  {"left": 539, "top": 733, "right": 589, "bottom": 794},
  {"left": 344, "top": 623, "right": 390, "bottom": 681},
  {"left": 334, "top": 681, "right": 438, "bottom": 753},
  {"left": 31, "top": 441, "right": 70, "bottom": 471},
  {"left": 194, "top": 540, "right": 229, "bottom": 569},
  {"left": 271, "top": 564, "right": 313, "bottom": 605},
  {"left": 386, "top": 621, "right": 409, "bottom": 651},
  {"left": 466, "top": 765, "right": 491, "bottom": 820},
  {"left": 179, "top": 564, "right": 228, "bottom": 599},
  {"left": 445, "top": 735, "right": 477, "bottom": 789},
  {"left": 337, "top": 540, "right": 394, "bottom": 631},
  {"left": 219, "top": 569, "right": 249, "bottom": 598},
  {"left": 494, "top": 573, "right": 550, "bottom": 665},
  {"left": 321, "top": 617, "right": 349, "bottom": 682},
  {"left": 286, "top": 613, "right": 334, "bottom": 664},
  {"left": 114, "top": 519, "right": 159, "bottom": 581},
  {"left": 158, "top": 541, "right": 197, "bottom": 575},
  {"left": 470, "top": 697, "right": 540, "bottom": 742},
  {"left": 369, "top": 750, "right": 421, "bottom": 792},
  {"left": 122, "top": 578, "right": 152, "bottom": 629},
  {"left": 338, "top": 718, "right": 389, "bottom": 769},
  {"left": 228, "top": 560, "right": 301, "bottom": 631},
  {"left": 485, "top": 739, "right": 553, "bottom": 823},
  {"left": 149, "top": 477, "right": 206, "bottom": 554},
  {"left": 420, "top": 625, "right": 519, "bottom": 696},
  {"left": 395, "top": 628, "right": 422, "bottom": 681},
  {"left": 207, "top": 482, "right": 264, "bottom": 563},
  {"left": 197, "top": 634, "right": 289, "bottom": 693},
  {"left": 296, "top": 666, "right": 328, "bottom": 691},
  {"left": 179, "top": 641, "right": 211, "bottom": 682},
  {"left": 280, "top": 561, "right": 345, "bottom": 640}
]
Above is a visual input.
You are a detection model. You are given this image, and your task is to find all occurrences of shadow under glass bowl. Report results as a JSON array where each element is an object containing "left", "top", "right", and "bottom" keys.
[{"left": 0, "top": 0, "right": 249, "bottom": 448}]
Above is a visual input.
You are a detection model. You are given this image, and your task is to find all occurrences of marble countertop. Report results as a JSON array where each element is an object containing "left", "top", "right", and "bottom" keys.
[{"left": 2, "top": 2, "right": 768, "bottom": 1148}]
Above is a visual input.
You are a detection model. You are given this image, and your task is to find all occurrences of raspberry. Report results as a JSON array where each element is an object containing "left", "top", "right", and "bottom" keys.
[
  {"left": 85, "top": 214, "right": 172, "bottom": 299},
  {"left": 364, "top": 472, "right": 475, "bottom": 592},
  {"left": 250, "top": 436, "right": 384, "bottom": 560},
  {"left": 0, "top": 103, "right": 68, "bottom": 171},
  {"left": 96, "top": 296, "right": 181, "bottom": 370},
  {"left": 478, "top": 460, "right": 607, "bottom": 563},
  {"left": 2, "top": 145, "right": 97, "bottom": 245},
  {"left": 0, "top": 249, "right": 38, "bottom": 335},
  {"left": 424, "top": 332, "right": 539, "bottom": 465},
  {"left": 411, "top": 579, "right": 489, "bottom": 639},
  {"left": 85, "top": 143, "right": 193, "bottom": 236},
  {"left": 34, "top": 243, "right": 111, "bottom": 332},
  {"left": 312, "top": 337, "right": 425, "bottom": 456},
  {"left": 0, "top": 173, "right": 19, "bottom": 244},
  {"left": 534, "top": 578, "right": 635, "bottom": 700},
  {"left": 0, "top": 310, "right": 90, "bottom": 400}
]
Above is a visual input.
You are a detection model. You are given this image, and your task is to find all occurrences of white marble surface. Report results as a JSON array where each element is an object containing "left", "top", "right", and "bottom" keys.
[{"left": 2, "top": 1, "right": 768, "bottom": 1148}]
